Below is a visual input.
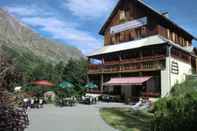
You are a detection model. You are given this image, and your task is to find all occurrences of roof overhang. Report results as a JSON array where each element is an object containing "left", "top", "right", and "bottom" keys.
[
  {"left": 87, "top": 35, "right": 196, "bottom": 58},
  {"left": 104, "top": 76, "right": 152, "bottom": 86},
  {"left": 88, "top": 35, "right": 166, "bottom": 57}
]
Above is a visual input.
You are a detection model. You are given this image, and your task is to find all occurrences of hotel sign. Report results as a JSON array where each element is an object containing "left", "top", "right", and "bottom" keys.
[{"left": 110, "top": 17, "right": 147, "bottom": 35}]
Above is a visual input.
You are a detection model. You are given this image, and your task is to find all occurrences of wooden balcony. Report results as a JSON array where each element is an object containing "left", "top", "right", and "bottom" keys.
[
  {"left": 105, "top": 25, "right": 160, "bottom": 46},
  {"left": 104, "top": 55, "right": 165, "bottom": 65},
  {"left": 88, "top": 60, "right": 165, "bottom": 74}
]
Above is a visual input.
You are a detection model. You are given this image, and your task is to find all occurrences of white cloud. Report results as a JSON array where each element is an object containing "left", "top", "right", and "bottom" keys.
[
  {"left": 64, "top": 0, "right": 117, "bottom": 19},
  {"left": 5, "top": 5, "right": 103, "bottom": 54},
  {"left": 21, "top": 17, "right": 102, "bottom": 54},
  {"left": 4, "top": 7, "right": 37, "bottom": 16},
  {"left": 4, "top": 6, "right": 53, "bottom": 17}
]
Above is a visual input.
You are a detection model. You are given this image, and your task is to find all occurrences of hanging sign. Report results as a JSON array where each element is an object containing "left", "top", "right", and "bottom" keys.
[{"left": 110, "top": 17, "right": 147, "bottom": 35}]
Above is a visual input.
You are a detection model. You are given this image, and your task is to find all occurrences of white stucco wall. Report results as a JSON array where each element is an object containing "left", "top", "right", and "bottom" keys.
[
  {"left": 161, "top": 57, "right": 192, "bottom": 97},
  {"left": 161, "top": 58, "right": 170, "bottom": 97},
  {"left": 170, "top": 57, "right": 192, "bottom": 86}
]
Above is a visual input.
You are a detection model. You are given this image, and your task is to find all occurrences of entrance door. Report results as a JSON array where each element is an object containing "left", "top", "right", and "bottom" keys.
[
  {"left": 113, "top": 86, "right": 121, "bottom": 95},
  {"left": 132, "top": 86, "right": 142, "bottom": 99}
]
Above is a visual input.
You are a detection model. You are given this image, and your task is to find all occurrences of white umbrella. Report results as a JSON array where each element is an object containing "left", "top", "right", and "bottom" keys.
[{"left": 14, "top": 86, "right": 22, "bottom": 92}]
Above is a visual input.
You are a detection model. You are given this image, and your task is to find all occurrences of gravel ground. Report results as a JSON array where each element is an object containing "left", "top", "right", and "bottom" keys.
[{"left": 25, "top": 102, "right": 131, "bottom": 131}]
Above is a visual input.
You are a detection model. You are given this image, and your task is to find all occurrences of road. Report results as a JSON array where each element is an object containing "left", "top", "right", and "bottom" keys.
[{"left": 25, "top": 102, "right": 130, "bottom": 131}]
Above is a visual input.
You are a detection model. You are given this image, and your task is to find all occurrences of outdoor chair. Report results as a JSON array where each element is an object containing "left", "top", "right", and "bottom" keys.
[
  {"left": 131, "top": 100, "right": 142, "bottom": 110},
  {"left": 79, "top": 96, "right": 96, "bottom": 105}
]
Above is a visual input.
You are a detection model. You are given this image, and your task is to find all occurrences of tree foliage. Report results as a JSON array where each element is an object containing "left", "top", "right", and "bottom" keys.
[
  {"left": 0, "top": 53, "right": 22, "bottom": 91},
  {"left": 62, "top": 59, "right": 88, "bottom": 90},
  {"left": 0, "top": 53, "right": 29, "bottom": 131}
]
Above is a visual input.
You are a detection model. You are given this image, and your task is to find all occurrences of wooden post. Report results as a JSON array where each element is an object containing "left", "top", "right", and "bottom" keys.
[
  {"left": 139, "top": 49, "right": 143, "bottom": 59},
  {"left": 119, "top": 53, "right": 122, "bottom": 72},
  {"left": 139, "top": 50, "right": 143, "bottom": 69},
  {"left": 102, "top": 55, "right": 104, "bottom": 64},
  {"left": 100, "top": 74, "right": 104, "bottom": 93},
  {"left": 100, "top": 55, "right": 104, "bottom": 93}
]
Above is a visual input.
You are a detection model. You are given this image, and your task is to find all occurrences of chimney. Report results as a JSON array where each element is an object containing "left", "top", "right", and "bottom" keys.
[{"left": 161, "top": 11, "right": 169, "bottom": 18}]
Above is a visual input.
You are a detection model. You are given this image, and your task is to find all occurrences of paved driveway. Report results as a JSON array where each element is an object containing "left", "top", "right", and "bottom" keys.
[{"left": 25, "top": 102, "right": 130, "bottom": 131}]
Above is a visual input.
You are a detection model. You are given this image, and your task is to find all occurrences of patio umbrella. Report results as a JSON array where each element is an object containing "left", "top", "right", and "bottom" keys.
[
  {"left": 84, "top": 82, "right": 97, "bottom": 89},
  {"left": 58, "top": 81, "right": 74, "bottom": 89},
  {"left": 31, "top": 80, "right": 55, "bottom": 87}
]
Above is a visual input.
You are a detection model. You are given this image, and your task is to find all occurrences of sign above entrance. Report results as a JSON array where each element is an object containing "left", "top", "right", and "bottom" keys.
[{"left": 110, "top": 17, "right": 147, "bottom": 35}]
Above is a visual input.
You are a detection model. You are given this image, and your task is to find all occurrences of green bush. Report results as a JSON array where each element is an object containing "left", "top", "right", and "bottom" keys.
[
  {"left": 171, "top": 79, "right": 197, "bottom": 97},
  {"left": 151, "top": 92, "right": 197, "bottom": 131}
]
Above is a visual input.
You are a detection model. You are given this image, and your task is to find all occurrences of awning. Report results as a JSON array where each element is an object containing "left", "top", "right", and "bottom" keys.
[{"left": 104, "top": 76, "right": 152, "bottom": 86}]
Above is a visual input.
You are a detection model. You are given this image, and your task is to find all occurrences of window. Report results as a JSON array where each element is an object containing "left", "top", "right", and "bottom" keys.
[
  {"left": 119, "top": 10, "right": 126, "bottom": 21},
  {"left": 171, "top": 61, "right": 179, "bottom": 75},
  {"left": 172, "top": 32, "right": 176, "bottom": 41},
  {"left": 167, "top": 29, "right": 170, "bottom": 39},
  {"left": 180, "top": 37, "right": 184, "bottom": 46},
  {"left": 183, "top": 39, "right": 185, "bottom": 46},
  {"left": 186, "top": 41, "right": 189, "bottom": 46},
  {"left": 175, "top": 33, "right": 178, "bottom": 43},
  {"left": 119, "top": 32, "right": 124, "bottom": 42},
  {"left": 112, "top": 35, "right": 116, "bottom": 44},
  {"left": 178, "top": 35, "right": 182, "bottom": 45},
  {"left": 141, "top": 27, "right": 146, "bottom": 37},
  {"left": 136, "top": 28, "right": 142, "bottom": 39},
  {"left": 129, "top": 30, "right": 135, "bottom": 40},
  {"left": 125, "top": 10, "right": 130, "bottom": 20}
]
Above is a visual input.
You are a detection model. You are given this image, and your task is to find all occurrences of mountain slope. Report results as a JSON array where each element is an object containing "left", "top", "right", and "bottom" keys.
[{"left": 0, "top": 9, "right": 83, "bottom": 63}]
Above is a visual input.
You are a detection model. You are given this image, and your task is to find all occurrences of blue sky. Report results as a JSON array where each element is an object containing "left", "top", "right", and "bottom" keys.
[{"left": 0, "top": 0, "right": 196, "bottom": 54}]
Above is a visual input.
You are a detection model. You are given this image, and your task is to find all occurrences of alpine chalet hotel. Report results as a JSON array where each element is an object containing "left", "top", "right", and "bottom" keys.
[{"left": 87, "top": 0, "right": 197, "bottom": 101}]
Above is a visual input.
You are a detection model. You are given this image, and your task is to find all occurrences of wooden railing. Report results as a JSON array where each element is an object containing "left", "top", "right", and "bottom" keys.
[
  {"left": 88, "top": 61, "right": 165, "bottom": 74},
  {"left": 105, "top": 25, "right": 160, "bottom": 46},
  {"left": 104, "top": 55, "right": 165, "bottom": 65}
]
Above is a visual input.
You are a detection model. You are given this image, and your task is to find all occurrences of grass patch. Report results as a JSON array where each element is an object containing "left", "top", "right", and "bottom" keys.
[{"left": 100, "top": 108, "right": 153, "bottom": 131}]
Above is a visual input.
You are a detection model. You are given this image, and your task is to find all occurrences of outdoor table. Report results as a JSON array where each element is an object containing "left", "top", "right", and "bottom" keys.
[{"left": 63, "top": 98, "right": 76, "bottom": 106}]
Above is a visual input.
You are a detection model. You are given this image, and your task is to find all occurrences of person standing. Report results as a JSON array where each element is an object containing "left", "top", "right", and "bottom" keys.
[
  {"left": 30, "top": 98, "right": 34, "bottom": 108},
  {"left": 39, "top": 98, "right": 43, "bottom": 108}
]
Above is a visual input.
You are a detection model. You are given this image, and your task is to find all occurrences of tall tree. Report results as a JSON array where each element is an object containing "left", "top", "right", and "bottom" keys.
[
  {"left": 62, "top": 59, "right": 88, "bottom": 90},
  {"left": 0, "top": 53, "right": 22, "bottom": 91},
  {"left": 0, "top": 53, "right": 29, "bottom": 131}
]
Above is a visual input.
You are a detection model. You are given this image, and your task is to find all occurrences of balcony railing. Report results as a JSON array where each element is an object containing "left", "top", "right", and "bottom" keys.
[
  {"left": 104, "top": 55, "right": 165, "bottom": 65},
  {"left": 88, "top": 61, "right": 165, "bottom": 74}
]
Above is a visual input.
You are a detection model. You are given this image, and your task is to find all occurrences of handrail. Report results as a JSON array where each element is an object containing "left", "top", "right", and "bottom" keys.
[
  {"left": 88, "top": 61, "right": 164, "bottom": 73},
  {"left": 89, "top": 55, "right": 165, "bottom": 67}
]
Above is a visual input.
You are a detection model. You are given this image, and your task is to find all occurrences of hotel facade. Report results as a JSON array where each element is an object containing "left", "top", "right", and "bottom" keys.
[{"left": 87, "top": 0, "right": 197, "bottom": 100}]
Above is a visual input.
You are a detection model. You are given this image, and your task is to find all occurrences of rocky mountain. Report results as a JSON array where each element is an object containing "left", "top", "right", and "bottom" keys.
[{"left": 0, "top": 9, "right": 83, "bottom": 63}]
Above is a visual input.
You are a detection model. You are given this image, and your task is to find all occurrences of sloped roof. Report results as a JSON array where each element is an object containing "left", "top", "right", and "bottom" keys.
[
  {"left": 87, "top": 35, "right": 196, "bottom": 57},
  {"left": 99, "top": 0, "right": 195, "bottom": 39},
  {"left": 88, "top": 35, "right": 165, "bottom": 57}
]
